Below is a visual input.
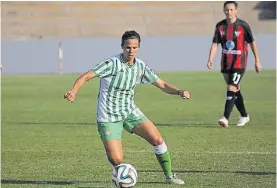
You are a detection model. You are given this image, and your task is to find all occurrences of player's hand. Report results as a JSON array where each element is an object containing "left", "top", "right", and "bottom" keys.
[
  {"left": 255, "top": 60, "right": 262, "bottom": 73},
  {"left": 207, "top": 60, "right": 213, "bottom": 69},
  {"left": 64, "top": 90, "right": 76, "bottom": 102},
  {"left": 178, "top": 90, "right": 190, "bottom": 99}
]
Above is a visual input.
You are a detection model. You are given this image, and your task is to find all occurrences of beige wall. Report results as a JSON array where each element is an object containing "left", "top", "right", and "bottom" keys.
[{"left": 2, "top": 1, "right": 276, "bottom": 39}]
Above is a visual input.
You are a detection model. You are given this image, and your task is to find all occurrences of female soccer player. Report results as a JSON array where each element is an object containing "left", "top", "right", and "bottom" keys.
[{"left": 64, "top": 30, "right": 190, "bottom": 184}]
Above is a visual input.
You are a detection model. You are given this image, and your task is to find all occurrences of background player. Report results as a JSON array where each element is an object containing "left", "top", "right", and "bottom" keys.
[{"left": 207, "top": 1, "right": 262, "bottom": 127}]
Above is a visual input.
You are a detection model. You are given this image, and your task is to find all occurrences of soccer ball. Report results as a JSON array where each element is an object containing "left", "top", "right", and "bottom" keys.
[{"left": 112, "top": 163, "right": 138, "bottom": 188}]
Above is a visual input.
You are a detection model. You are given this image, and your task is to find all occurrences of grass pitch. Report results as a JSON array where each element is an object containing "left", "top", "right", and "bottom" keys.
[{"left": 1, "top": 70, "right": 276, "bottom": 188}]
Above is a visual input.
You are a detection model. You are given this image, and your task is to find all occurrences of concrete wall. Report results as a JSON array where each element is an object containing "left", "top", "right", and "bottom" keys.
[
  {"left": 2, "top": 34, "right": 276, "bottom": 75},
  {"left": 1, "top": 1, "right": 276, "bottom": 74},
  {"left": 2, "top": 2, "right": 276, "bottom": 39}
]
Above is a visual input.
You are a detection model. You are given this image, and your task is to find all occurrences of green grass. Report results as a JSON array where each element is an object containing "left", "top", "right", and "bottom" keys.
[{"left": 1, "top": 70, "right": 276, "bottom": 188}]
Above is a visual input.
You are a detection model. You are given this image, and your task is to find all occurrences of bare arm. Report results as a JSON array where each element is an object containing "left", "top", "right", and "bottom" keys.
[
  {"left": 249, "top": 41, "right": 262, "bottom": 72},
  {"left": 64, "top": 71, "right": 96, "bottom": 102},
  {"left": 207, "top": 43, "right": 218, "bottom": 69},
  {"left": 250, "top": 41, "right": 260, "bottom": 61},
  {"left": 71, "top": 71, "right": 95, "bottom": 93},
  {"left": 152, "top": 78, "right": 190, "bottom": 99}
]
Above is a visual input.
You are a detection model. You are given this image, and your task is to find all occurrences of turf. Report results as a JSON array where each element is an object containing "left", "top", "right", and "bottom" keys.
[{"left": 1, "top": 70, "right": 276, "bottom": 188}]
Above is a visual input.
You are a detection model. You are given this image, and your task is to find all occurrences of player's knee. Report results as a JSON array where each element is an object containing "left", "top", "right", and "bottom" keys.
[
  {"left": 108, "top": 154, "right": 124, "bottom": 166},
  {"left": 107, "top": 153, "right": 123, "bottom": 166},
  {"left": 153, "top": 139, "right": 168, "bottom": 155},
  {"left": 227, "top": 84, "right": 238, "bottom": 92},
  {"left": 151, "top": 136, "right": 164, "bottom": 146},
  {"left": 226, "top": 90, "right": 236, "bottom": 101}
]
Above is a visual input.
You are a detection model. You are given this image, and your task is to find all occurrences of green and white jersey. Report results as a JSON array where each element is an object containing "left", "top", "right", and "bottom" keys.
[{"left": 92, "top": 53, "right": 158, "bottom": 123}]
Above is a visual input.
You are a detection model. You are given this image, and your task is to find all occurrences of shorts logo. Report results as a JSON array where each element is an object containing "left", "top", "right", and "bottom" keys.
[
  {"left": 105, "top": 130, "right": 111, "bottom": 136},
  {"left": 226, "top": 40, "right": 235, "bottom": 50}
]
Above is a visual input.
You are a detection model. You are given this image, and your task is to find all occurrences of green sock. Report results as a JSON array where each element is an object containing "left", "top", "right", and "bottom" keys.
[{"left": 155, "top": 151, "right": 173, "bottom": 177}]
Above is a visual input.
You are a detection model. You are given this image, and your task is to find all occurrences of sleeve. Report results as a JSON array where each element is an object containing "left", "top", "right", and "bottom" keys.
[
  {"left": 243, "top": 22, "right": 255, "bottom": 43},
  {"left": 139, "top": 65, "right": 158, "bottom": 84},
  {"left": 91, "top": 59, "right": 114, "bottom": 78},
  {"left": 212, "top": 25, "right": 221, "bottom": 44}
]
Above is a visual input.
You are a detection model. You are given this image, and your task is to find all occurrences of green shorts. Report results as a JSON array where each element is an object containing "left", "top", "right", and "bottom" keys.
[{"left": 97, "top": 108, "right": 148, "bottom": 141}]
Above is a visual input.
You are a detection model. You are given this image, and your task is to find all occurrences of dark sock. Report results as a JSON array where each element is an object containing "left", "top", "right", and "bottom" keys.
[
  {"left": 224, "top": 91, "right": 236, "bottom": 119},
  {"left": 235, "top": 90, "right": 248, "bottom": 117}
]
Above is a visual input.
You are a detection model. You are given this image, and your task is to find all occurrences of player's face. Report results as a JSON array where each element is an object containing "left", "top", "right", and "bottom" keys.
[
  {"left": 122, "top": 39, "right": 139, "bottom": 62},
  {"left": 224, "top": 3, "right": 237, "bottom": 20}
]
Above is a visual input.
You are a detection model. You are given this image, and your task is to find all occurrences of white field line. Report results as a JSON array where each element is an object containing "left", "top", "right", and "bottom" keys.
[{"left": 2, "top": 148, "right": 275, "bottom": 155}]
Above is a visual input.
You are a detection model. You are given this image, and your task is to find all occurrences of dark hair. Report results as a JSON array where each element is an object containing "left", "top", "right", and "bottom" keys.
[
  {"left": 121, "top": 30, "right": 141, "bottom": 47},
  {"left": 223, "top": 1, "right": 238, "bottom": 9}
]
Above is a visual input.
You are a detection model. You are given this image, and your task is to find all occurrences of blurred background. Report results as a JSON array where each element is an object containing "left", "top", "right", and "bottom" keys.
[{"left": 1, "top": 1, "right": 276, "bottom": 74}]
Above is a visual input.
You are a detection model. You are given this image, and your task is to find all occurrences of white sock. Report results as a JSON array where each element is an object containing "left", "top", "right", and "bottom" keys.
[{"left": 153, "top": 140, "right": 168, "bottom": 155}]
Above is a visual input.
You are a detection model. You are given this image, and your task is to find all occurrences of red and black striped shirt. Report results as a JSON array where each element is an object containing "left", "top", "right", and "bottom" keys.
[{"left": 213, "top": 18, "right": 254, "bottom": 73}]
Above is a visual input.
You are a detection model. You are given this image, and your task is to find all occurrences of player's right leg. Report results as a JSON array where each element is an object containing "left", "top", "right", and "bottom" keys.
[
  {"left": 219, "top": 73, "right": 238, "bottom": 127},
  {"left": 103, "top": 140, "right": 123, "bottom": 166},
  {"left": 98, "top": 122, "right": 124, "bottom": 166}
]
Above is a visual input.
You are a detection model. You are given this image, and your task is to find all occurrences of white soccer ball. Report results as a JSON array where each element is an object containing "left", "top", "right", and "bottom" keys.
[{"left": 112, "top": 163, "right": 138, "bottom": 188}]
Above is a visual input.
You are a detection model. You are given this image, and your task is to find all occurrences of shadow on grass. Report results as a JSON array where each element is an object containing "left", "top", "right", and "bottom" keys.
[
  {"left": 2, "top": 169, "right": 275, "bottom": 186},
  {"left": 1, "top": 180, "right": 94, "bottom": 185},
  {"left": 139, "top": 169, "right": 276, "bottom": 176},
  {"left": 1, "top": 179, "right": 163, "bottom": 186}
]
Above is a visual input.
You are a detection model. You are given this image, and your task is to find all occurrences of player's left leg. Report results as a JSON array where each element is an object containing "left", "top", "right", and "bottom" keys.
[
  {"left": 123, "top": 108, "right": 184, "bottom": 185},
  {"left": 227, "top": 71, "right": 249, "bottom": 126},
  {"left": 235, "top": 89, "right": 250, "bottom": 126},
  {"left": 233, "top": 75, "right": 249, "bottom": 126}
]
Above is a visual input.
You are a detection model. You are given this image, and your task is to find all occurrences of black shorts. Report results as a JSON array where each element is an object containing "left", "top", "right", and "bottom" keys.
[{"left": 222, "top": 70, "right": 245, "bottom": 87}]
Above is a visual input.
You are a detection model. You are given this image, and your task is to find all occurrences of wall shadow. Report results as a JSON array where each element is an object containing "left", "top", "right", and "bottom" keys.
[{"left": 254, "top": 1, "right": 276, "bottom": 20}]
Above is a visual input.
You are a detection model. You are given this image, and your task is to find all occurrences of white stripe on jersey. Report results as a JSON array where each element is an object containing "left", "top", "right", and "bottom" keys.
[
  {"left": 95, "top": 54, "right": 158, "bottom": 123},
  {"left": 96, "top": 77, "right": 111, "bottom": 122}
]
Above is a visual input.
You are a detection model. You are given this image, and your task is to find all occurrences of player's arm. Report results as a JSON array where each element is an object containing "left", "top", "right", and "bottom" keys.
[
  {"left": 207, "top": 25, "right": 221, "bottom": 69},
  {"left": 70, "top": 71, "right": 95, "bottom": 93},
  {"left": 64, "top": 59, "right": 114, "bottom": 102},
  {"left": 207, "top": 43, "right": 218, "bottom": 69},
  {"left": 244, "top": 22, "right": 262, "bottom": 73},
  {"left": 64, "top": 71, "right": 96, "bottom": 102},
  {"left": 152, "top": 78, "right": 190, "bottom": 99},
  {"left": 249, "top": 41, "right": 262, "bottom": 72}
]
